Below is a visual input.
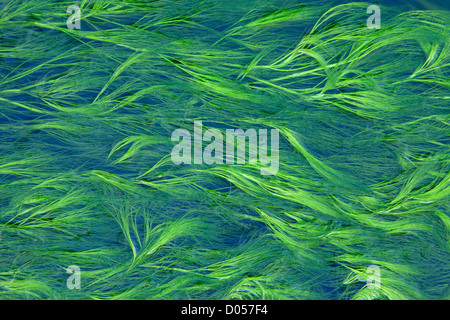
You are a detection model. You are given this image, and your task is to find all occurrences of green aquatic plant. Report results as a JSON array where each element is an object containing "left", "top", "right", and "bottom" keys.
[{"left": 0, "top": 0, "right": 449, "bottom": 300}]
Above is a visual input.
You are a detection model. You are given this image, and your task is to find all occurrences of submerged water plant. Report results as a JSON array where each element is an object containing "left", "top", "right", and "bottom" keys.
[{"left": 0, "top": 0, "right": 449, "bottom": 300}]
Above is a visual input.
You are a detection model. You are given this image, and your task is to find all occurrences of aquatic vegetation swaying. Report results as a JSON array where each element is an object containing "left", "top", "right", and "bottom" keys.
[{"left": 0, "top": 0, "right": 449, "bottom": 300}]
